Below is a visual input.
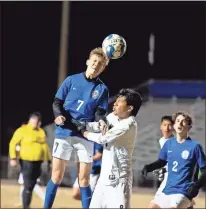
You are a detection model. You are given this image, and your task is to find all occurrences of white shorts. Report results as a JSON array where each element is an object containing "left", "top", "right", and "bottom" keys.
[
  {"left": 151, "top": 192, "right": 191, "bottom": 208},
  {"left": 73, "top": 174, "right": 100, "bottom": 192},
  {"left": 90, "top": 180, "right": 132, "bottom": 208},
  {"left": 155, "top": 173, "right": 195, "bottom": 207},
  {"left": 18, "top": 173, "right": 40, "bottom": 185},
  {"left": 52, "top": 137, "right": 94, "bottom": 163}
]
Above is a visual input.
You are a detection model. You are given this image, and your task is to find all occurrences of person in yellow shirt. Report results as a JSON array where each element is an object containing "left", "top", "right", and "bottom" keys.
[{"left": 9, "top": 112, "right": 51, "bottom": 209}]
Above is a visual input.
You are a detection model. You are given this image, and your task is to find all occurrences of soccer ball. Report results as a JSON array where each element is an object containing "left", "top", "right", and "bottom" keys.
[{"left": 102, "top": 34, "right": 127, "bottom": 59}]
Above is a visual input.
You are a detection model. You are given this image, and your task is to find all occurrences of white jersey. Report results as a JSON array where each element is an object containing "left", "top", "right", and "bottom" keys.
[
  {"left": 155, "top": 137, "right": 171, "bottom": 195},
  {"left": 87, "top": 113, "right": 137, "bottom": 185},
  {"left": 88, "top": 113, "right": 137, "bottom": 208}
]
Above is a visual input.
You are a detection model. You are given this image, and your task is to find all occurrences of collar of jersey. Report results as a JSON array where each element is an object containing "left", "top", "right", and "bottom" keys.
[
  {"left": 83, "top": 72, "right": 98, "bottom": 82},
  {"left": 26, "top": 123, "right": 40, "bottom": 130}
]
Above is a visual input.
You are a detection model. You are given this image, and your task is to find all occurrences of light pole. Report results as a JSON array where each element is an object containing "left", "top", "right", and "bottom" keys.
[{"left": 57, "top": 1, "right": 70, "bottom": 88}]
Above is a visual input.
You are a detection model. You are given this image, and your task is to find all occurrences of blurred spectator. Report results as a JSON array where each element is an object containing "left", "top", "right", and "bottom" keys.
[{"left": 9, "top": 112, "right": 51, "bottom": 209}]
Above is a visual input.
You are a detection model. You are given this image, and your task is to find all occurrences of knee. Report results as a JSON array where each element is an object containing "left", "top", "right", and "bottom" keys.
[
  {"left": 78, "top": 176, "right": 90, "bottom": 187},
  {"left": 51, "top": 169, "right": 64, "bottom": 184},
  {"left": 72, "top": 188, "right": 81, "bottom": 200}
]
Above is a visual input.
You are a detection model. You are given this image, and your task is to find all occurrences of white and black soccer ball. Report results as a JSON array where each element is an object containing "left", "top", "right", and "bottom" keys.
[{"left": 102, "top": 34, "right": 127, "bottom": 59}]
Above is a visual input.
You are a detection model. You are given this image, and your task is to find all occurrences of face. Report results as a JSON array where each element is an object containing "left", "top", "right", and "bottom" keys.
[
  {"left": 173, "top": 114, "right": 191, "bottom": 137},
  {"left": 113, "top": 96, "right": 133, "bottom": 119},
  {"left": 160, "top": 120, "right": 173, "bottom": 138},
  {"left": 86, "top": 54, "right": 106, "bottom": 79},
  {"left": 29, "top": 117, "right": 41, "bottom": 129}
]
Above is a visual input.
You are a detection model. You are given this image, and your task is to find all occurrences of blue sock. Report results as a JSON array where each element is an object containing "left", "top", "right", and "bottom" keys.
[
  {"left": 80, "top": 186, "right": 92, "bottom": 209},
  {"left": 44, "top": 179, "right": 59, "bottom": 209}
]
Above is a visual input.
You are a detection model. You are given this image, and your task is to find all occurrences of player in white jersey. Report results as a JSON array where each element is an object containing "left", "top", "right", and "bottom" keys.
[
  {"left": 153, "top": 115, "right": 174, "bottom": 196},
  {"left": 72, "top": 88, "right": 143, "bottom": 208}
]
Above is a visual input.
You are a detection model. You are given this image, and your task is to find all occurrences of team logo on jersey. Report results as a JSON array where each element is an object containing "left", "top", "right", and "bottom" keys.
[
  {"left": 181, "top": 150, "right": 190, "bottom": 159},
  {"left": 92, "top": 90, "right": 99, "bottom": 99}
]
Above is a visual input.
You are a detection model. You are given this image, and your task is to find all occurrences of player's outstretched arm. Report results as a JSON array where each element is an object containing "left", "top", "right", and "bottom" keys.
[
  {"left": 71, "top": 119, "right": 128, "bottom": 144},
  {"left": 141, "top": 159, "right": 167, "bottom": 177}
]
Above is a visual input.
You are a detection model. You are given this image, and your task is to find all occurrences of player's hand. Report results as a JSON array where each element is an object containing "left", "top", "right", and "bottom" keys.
[
  {"left": 153, "top": 168, "right": 166, "bottom": 181},
  {"left": 54, "top": 115, "right": 66, "bottom": 125},
  {"left": 141, "top": 165, "right": 149, "bottom": 177},
  {"left": 71, "top": 119, "right": 87, "bottom": 134},
  {"left": 10, "top": 159, "right": 17, "bottom": 167},
  {"left": 98, "top": 119, "right": 108, "bottom": 135},
  {"left": 187, "top": 183, "right": 199, "bottom": 199}
]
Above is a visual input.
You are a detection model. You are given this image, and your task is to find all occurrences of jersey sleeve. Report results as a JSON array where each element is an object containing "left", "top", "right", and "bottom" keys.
[
  {"left": 55, "top": 76, "right": 71, "bottom": 100},
  {"left": 97, "top": 87, "right": 109, "bottom": 111},
  {"left": 195, "top": 144, "right": 206, "bottom": 169},
  {"left": 87, "top": 121, "right": 129, "bottom": 144},
  {"left": 9, "top": 128, "right": 23, "bottom": 159},
  {"left": 158, "top": 140, "right": 168, "bottom": 161}
]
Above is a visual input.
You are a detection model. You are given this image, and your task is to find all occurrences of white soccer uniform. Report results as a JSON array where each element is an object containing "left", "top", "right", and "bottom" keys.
[
  {"left": 87, "top": 113, "right": 137, "bottom": 208},
  {"left": 152, "top": 137, "right": 195, "bottom": 208}
]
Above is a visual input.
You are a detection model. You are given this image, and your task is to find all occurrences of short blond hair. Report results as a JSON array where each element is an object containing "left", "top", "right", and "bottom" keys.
[
  {"left": 172, "top": 111, "right": 193, "bottom": 126},
  {"left": 89, "top": 47, "right": 109, "bottom": 65}
]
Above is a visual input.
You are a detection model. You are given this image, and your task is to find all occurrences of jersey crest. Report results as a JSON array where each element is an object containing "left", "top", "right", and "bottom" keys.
[
  {"left": 92, "top": 90, "right": 99, "bottom": 99},
  {"left": 181, "top": 150, "right": 190, "bottom": 159}
]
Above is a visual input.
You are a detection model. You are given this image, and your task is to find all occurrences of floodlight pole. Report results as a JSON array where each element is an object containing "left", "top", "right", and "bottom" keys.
[{"left": 57, "top": 1, "right": 70, "bottom": 88}]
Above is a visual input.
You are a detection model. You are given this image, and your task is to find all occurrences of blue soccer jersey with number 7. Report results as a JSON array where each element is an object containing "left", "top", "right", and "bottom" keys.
[
  {"left": 55, "top": 73, "right": 109, "bottom": 138},
  {"left": 159, "top": 137, "right": 206, "bottom": 196}
]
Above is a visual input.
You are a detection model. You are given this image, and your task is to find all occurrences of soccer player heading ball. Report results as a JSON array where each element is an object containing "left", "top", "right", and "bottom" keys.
[{"left": 44, "top": 48, "right": 110, "bottom": 209}]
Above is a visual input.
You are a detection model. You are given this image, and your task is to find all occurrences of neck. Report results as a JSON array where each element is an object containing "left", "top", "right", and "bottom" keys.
[
  {"left": 162, "top": 135, "right": 172, "bottom": 139},
  {"left": 176, "top": 134, "right": 188, "bottom": 143},
  {"left": 84, "top": 72, "right": 97, "bottom": 81}
]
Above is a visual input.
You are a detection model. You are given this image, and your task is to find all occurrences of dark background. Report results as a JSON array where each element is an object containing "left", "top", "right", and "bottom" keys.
[{"left": 2, "top": 2, "right": 206, "bottom": 155}]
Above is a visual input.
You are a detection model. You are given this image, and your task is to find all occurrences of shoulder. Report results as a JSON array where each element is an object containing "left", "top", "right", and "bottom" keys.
[
  {"left": 39, "top": 128, "right": 46, "bottom": 135},
  {"left": 97, "top": 78, "right": 108, "bottom": 90},
  {"left": 164, "top": 137, "right": 175, "bottom": 146},
  {"left": 15, "top": 126, "right": 25, "bottom": 133},
  {"left": 64, "top": 73, "right": 83, "bottom": 83},
  {"left": 189, "top": 137, "right": 203, "bottom": 149},
  {"left": 120, "top": 116, "right": 137, "bottom": 131}
]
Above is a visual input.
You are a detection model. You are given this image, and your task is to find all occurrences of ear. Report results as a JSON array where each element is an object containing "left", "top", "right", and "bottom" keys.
[
  {"left": 86, "top": 59, "right": 89, "bottom": 66},
  {"left": 128, "top": 105, "right": 133, "bottom": 112}
]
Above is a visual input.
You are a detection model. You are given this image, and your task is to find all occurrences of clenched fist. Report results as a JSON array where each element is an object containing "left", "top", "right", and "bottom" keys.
[{"left": 54, "top": 115, "right": 66, "bottom": 125}]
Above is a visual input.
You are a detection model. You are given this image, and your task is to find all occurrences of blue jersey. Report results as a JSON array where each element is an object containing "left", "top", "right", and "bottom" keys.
[
  {"left": 91, "top": 143, "right": 103, "bottom": 175},
  {"left": 159, "top": 137, "right": 206, "bottom": 196},
  {"left": 55, "top": 73, "right": 109, "bottom": 138}
]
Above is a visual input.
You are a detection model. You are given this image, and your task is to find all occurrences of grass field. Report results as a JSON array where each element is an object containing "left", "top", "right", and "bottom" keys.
[{"left": 1, "top": 182, "right": 205, "bottom": 208}]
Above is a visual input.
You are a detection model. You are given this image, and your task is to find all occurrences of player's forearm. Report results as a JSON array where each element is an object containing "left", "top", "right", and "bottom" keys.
[
  {"left": 194, "top": 167, "right": 206, "bottom": 189},
  {"left": 84, "top": 132, "right": 105, "bottom": 144},
  {"left": 53, "top": 98, "right": 67, "bottom": 118},
  {"left": 145, "top": 159, "right": 167, "bottom": 172}
]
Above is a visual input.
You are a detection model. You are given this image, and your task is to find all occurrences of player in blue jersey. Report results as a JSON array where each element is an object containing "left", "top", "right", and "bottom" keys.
[
  {"left": 44, "top": 48, "right": 109, "bottom": 209},
  {"left": 72, "top": 142, "right": 103, "bottom": 200},
  {"left": 142, "top": 111, "right": 206, "bottom": 208}
]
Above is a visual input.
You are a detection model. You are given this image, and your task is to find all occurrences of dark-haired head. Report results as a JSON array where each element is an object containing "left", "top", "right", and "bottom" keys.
[
  {"left": 28, "top": 112, "right": 42, "bottom": 129},
  {"left": 113, "top": 88, "right": 142, "bottom": 119},
  {"left": 161, "top": 115, "right": 174, "bottom": 125}
]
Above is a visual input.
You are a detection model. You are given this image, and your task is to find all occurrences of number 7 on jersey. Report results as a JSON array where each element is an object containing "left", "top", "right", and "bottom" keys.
[{"left": 76, "top": 100, "right": 84, "bottom": 111}]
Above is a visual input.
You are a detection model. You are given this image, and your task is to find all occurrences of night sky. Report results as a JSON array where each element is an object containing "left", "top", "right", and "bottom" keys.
[{"left": 2, "top": 2, "right": 205, "bottom": 154}]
